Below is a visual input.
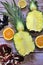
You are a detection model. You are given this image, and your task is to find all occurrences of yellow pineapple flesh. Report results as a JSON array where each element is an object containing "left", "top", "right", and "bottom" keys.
[
  {"left": 14, "top": 31, "right": 35, "bottom": 56},
  {"left": 26, "top": 10, "right": 43, "bottom": 32}
]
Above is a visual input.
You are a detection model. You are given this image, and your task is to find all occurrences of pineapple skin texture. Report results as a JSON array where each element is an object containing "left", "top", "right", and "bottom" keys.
[
  {"left": 14, "top": 31, "right": 35, "bottom": 56},
  {"left": 26, "top": 10, "right": 43, "bottom": 32}
]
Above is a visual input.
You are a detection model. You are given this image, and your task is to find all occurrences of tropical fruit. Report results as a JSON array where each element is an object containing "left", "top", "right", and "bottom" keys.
[
  {"left": 26, "top": 0, "right": 43, "bottom": 32},
  {"left": 1, "top": 1, "right": 24, "bottom": 31},
  {"left": 3, "top": 27, "right": 14, "bottom": 40},
  {"left": 35, "top": 35, "right": 43, "bottom": 48},
  {"left": 14, "top": 31, "right": 35, "bottom": 56},
  {"left": 26, "top": 10, "right": 43, "bottom": 32},
  {"left": 18, "top": 0, "right": 27, "bottom": 8}
]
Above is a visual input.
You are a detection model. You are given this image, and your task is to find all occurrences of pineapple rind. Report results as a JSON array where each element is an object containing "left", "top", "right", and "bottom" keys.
[
  {"left": 26, "top": 10, "right": 43, "bottom": 32},
  {"left": 14, "top": 31, "right": 35, "bottom": 56}
]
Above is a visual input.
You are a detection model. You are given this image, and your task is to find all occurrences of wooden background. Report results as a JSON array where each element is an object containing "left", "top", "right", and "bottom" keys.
[{"left": 0, "top": 0, "right": 43, "bottom": 65}]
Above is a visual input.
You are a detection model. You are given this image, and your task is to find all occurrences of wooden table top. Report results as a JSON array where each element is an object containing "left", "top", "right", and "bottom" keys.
[{"left": 0, "top": 0, "right": 43, "bottom": 65}]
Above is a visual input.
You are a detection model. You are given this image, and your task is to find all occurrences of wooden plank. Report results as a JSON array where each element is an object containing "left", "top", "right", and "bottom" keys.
[
  {"left": 0, "top": 0, "right": 43, "bottom": 53},
  {"left": 21, "top": 53, "right": 43, "bottom": 65},
  {"left": 36, "top": 0, "right": 43, "bottom": 3},
  {"left": 0, "top": 0, "right": 11, "bottom": 7},
  {"left": 0, "top": 0, "right": 43, "bottom": 65},
  {"left": 0, "top": 0, "right": 13, "bottom": 3},
  {"left": 38, "top": 7, "right": 43, "bottom": 11},
  {"left": 0, "top": 15, "right": 3, "bottom": 20},
  {"left": 0, "top": 8, "right": 6, "bottom": 13}
]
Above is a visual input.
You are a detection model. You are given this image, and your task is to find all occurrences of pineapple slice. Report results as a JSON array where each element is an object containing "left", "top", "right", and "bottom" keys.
[
  {"left": 26, "top": 10, "right": 43, "bottom": 32},
  {"left": 14, "top": 31, "right": 35, "bottom": 56}
]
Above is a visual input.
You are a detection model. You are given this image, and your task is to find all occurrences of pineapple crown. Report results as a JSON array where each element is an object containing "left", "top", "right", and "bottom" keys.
[
  {"left": 29, "top": 0, "right": 38, "bottom": 11},
  {"left": 0, "top": 0, "right": 24, "bottom": 20},
  {"left": 0, "top": 0, "right": 25, "bottom": 31}
]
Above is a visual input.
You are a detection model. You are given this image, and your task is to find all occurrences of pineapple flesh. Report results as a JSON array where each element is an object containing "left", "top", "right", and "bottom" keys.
[
  {"left": 14, "top": 31, "right": 35, "bottom": 56},
  {"left": 26, "top": 0, "right": 43, "bottom": 32},
  {"left": 26, "top": 10, "right": 43, "bottom": 32}
]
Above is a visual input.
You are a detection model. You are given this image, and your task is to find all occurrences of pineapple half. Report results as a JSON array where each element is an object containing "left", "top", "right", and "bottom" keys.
[
  {"left": 26, "top": 10, "right": 43, "bottom": 32},
  {"left": 14, "top": 31, "right": 35, "bottom": 56},
  {"left": 26, "top": 0, "right": 43, "bottom": 32}
]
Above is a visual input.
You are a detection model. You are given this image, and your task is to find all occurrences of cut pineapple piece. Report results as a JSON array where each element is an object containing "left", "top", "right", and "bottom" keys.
[
  {"left": 26, "top": 10, "right": 43, "bottom": 32},
  {"left": 14, "top": 31, "right": 35, "bottom": 56}
]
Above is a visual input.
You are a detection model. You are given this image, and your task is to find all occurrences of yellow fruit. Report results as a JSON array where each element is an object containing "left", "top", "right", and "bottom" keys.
[
  {"left": 35, "top": 35, "right": 43, "bottom": 48},
  {"left": 26, "top": 10, "right": 43, "bottom": 32},
  {"left": 3, "top": 27, "right": 14, "bottom": 40},
  {"left": 18, "top": 0, "right": 27, "bottom": 8},
  {"left": 14, "top": 31, "right": 35, "bottom": 56}
]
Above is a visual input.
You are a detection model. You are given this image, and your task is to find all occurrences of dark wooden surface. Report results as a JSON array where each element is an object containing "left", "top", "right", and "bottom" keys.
[{"left": 0, "top": 0, "right": 43, "bottom": 65}]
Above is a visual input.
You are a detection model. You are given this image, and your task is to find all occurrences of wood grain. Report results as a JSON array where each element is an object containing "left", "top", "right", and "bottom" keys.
[
  {"left": 0, "top": 0, "right": 43, "bottom": 53},
  {"left": 0, "top": 0, "right": 43, "bottom": 65},
  {"left": 20, "top": 53, "right": 43, "bottom": 65}
]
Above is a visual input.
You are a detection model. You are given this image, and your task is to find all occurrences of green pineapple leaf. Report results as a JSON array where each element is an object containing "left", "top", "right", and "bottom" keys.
[{"left": 1, "top": 1, "right": 25, "bottom": 31}]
